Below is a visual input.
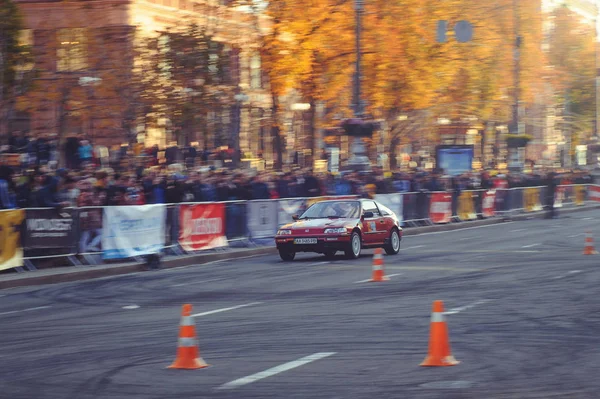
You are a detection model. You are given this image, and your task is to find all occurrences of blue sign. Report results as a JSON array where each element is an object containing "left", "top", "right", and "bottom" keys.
[{"left": 436, "top": 146, "right": 474, "bottom": 176}]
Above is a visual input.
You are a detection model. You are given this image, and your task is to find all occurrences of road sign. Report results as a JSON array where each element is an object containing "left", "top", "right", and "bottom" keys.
[
  {"left": 436, "top": 20, "right": 448, "bottom": 43},
  {"left": 455, "top": 20, "right": 474, "bottom": 43}
]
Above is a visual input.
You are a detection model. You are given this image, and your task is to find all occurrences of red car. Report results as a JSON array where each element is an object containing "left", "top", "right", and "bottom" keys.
[{"left": 275, "top": 199, "right": 402, "bottom": 261}]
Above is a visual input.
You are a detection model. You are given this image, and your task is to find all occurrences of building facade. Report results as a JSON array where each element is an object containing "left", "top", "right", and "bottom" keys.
[{"left": 13, "top": 0, "right": 271, "bottom": 156}]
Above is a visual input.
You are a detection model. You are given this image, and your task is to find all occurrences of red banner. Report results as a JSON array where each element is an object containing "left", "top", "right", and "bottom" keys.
[
  {"left": 482, "top": 190, "right": 496, "bottom": 218},
  {"left": 589, "top": 186, "right": 600, "bottom": 202},
  {"left": 429, "top": 193, "right": 452, "bottom": 224},
  {"left": 179, "top": 204, "right": 228, "bottom": 251}
]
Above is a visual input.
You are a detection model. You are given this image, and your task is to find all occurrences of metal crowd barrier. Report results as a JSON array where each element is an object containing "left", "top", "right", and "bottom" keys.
[{"left": 0, "top": 185, "right": 597, "bottom": 271}]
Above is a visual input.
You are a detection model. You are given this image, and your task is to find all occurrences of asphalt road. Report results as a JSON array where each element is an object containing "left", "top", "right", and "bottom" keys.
[{"left": 1, "top": 210, "right": 600, "bottom": 399}]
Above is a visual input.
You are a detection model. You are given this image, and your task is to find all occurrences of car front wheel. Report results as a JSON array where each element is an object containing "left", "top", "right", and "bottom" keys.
[
  {"left": 345, "top": 232, "right": 362, "bottom": 259},
  {"left": 279, "top": 250, "right": 296, "bottom": 261},
  {"left": 385, "top": 228, "right": 401, "bottom": 255}
]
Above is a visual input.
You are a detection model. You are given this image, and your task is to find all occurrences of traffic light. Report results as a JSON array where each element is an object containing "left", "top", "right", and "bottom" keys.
[{"left": 341, "top": 118, "right": 379, "bottom": 137}]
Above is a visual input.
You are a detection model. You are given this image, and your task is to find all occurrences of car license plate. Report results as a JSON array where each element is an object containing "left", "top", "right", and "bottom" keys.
[{"left": 294, "top": 238, "right": 318, "bottom": 244}]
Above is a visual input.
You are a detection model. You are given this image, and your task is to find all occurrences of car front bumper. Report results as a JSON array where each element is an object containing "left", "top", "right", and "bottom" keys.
[{"left": 275, "top": 235, "right": 351, "bottom": 253}]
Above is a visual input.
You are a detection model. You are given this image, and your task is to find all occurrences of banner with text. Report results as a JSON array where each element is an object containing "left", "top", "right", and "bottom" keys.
[
  {"left": 374, "top": 193, "right": 404, "bottom": 226},
  {"left": 247, "top": 200, "right": 278, "bottom": 239},
  {"left": 429, "top": 193, "right": 452, "bottom": 224},
  {"left": 179, "top": 203, "right": 228, "bottom": 251},
  {"left": 23, "top": 208, "right": 77, "bottom": 253},
  {"left": 102, "top": 205, "right": 166, "bottom": 259},
  {"left": 0, "top": 209, "right": 24, "bottom": 271}
]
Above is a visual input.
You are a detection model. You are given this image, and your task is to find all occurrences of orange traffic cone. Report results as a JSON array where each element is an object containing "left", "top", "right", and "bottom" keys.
[
  {"left": 583, "top": 232, "right": 597, "bottom": 255},
  {"left": 420, "top": 300, "right": 459, "bottom": 367},
  {"left": 168, "top": 304, "right": 209, "bottom": 369},
  {"left": 370, "top": 248, "right": 389, "bottom": 282}
]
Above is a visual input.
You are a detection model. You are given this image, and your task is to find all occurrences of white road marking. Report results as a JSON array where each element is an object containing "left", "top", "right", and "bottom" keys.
[
  {"left": 354, "top": 273, "right": 402, "bottom": 283},
  {"left": 582, "top": 217, "right": 592, "bottom": 220},
  {"left": 0, "top": 305, "right": 51, "bottom": 317},
  {"left": 552, "top": 270, "right": 583, "bottom": 280},
  {"left": 404, "top": 222, "right": 515, "bottom": 237},
  {"left": 192, "top": 302, "right": 262, "bottom": 318},
  {"left": 444, "top": 299, "right": 492, "bottom": 315},
  {"left": 171, "top": 278, "right": 224, "bottom": 287},
  {"left": 401, "top": 245, "right": 425, "bottom": 250},
  {"left": 458, "top": 237, "right": 472, "bottom": 241},
  {"left": 522, "top": 243, "right": 540, "bottom": 248},
  {"left": 122, "top": 305, "right": 140, "bottom": 310},
  {"left": 569, "top": 233, "right": 584, "bottom": 238},
  {"left": 217, "top": 352, "right": 336, "bottom": 390},
  {"left": 510, "top": 228, "right": 526, "bottom": 232}
]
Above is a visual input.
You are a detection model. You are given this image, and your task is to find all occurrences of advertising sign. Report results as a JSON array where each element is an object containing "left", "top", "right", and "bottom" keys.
[
  {"left": 436, "top": 145, "right": 474, "bottom": 176},
  {"left": 179, "top": 203, "right": 228, "bottom": 251},
  {"left": 247, "top": 200, "right": 278, "bottom": 239},
  {"left": 0, "top": 209, "right": 24, "bottom": 271},
  {"left": 23, "top": 208, "right": 76, "bottom": 251},
  {"left": 103, "top": 205, "right": 166, "bottom": 259}
]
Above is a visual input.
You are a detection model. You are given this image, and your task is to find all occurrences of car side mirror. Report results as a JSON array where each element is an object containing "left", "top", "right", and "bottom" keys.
[
  {"left": 292, "top": 214, "right": 299, "bottom": 221},
  {"left": 363, "top": 211, "right": 374, "bottom": 219}
]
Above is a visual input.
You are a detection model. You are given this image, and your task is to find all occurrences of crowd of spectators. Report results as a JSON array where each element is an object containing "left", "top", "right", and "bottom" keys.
[{"left": 0, "top": 137, "right": 596, "bottom": 211}]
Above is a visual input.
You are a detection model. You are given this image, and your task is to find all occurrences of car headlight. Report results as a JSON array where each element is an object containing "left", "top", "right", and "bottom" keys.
[
  {"left": 324, "top": 228, "right": 347, "bottom": 234},
  {"left": 277, "top": 229, "right": 292, "bottom": 235}
]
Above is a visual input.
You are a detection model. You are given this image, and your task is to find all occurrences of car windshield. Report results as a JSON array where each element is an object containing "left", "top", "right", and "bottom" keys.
[{"left": 300, "top": 201, "right": 360, "bottom": 219}]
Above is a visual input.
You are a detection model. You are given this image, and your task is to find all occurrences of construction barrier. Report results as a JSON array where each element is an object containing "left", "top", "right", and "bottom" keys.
[
  {"left": 523, "top": 188, "right": 543, "bottom": 212},
  {"left": 575, "top": 185, "right": 587, "bottom": 206},
  {"left": 457, "top": 191, "right": 477, "bottom": 221},
  {"left": 3, "top": 185, "right": 599, "bottom": 270}
]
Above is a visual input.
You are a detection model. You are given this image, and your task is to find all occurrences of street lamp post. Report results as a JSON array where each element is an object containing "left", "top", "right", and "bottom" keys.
[
  {"left": 233, "top": 92, "right": 249, "bottom": 168},
  {"left": 345, "top": 0, "right": 372, "bottom": 171}
]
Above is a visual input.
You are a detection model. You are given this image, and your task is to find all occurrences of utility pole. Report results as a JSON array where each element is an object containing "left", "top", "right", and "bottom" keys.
[
  {"left": 512, "top": 0, "right": 521, "bottom": 136},
  {"left": 354, "top": 0, "right": 363, "bottom": 118},
  {"left": 344, "top": 0, "right": 371, "bottom": 171},
  {"left": 595, "top": 16, "right": 599, "bottom": 140}
]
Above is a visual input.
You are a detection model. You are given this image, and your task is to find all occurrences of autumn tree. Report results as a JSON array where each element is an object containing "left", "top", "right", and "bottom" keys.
[
  {"left": 547, "top": 5, "right": 596, "bottom": 157},
  {"left": 135, "top": 21, "right": 237, "bottom": 148},
  {"left": 0, "top": 0, "right": 31, "bottom": 139}
]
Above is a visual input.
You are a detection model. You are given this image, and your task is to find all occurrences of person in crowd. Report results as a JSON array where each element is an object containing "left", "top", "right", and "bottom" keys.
[
  {"left": 58, "top": 176, "right": 80, "bottom": 207},
  {"left": 78, "top": 181, "right": 104, "bottom": 253},
  {"left": 545, "top": 171, "right": 558, "bottom": 219},
  {"left": 78, "top": 140, "right": 94, "bottom": 167},
  {"left": 0, "top": 166, "right": 16, "bottom": 209},
  {"left": 304, "top": 169, "right": 321, "bottom": 198}
]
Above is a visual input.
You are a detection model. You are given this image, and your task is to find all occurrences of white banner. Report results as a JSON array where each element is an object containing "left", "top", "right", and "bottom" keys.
[
  {"left": 102, "top": 205, "right": 166, "bottom": 259},
  {"left": 277, "top": 199, "right": 306, "bottom": 227},
  {"left": 375, "top": 193, "right": 404, "bottom": 226},
  {"left": 247, "top": 200, "right": 278, "bottom": 239}
]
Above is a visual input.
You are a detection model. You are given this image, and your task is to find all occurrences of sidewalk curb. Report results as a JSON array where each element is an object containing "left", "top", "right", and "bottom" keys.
[
  {"left": 0, "top": 247, "right": 276, "bottom": 290},
  {"left": 1, "top": 205, "right": 597, "bottom": 290}
]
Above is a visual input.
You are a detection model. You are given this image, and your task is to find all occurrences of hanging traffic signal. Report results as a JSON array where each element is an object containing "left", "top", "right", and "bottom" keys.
[{"left": 341, "top": 118, "right": 379, "bottom": 137}]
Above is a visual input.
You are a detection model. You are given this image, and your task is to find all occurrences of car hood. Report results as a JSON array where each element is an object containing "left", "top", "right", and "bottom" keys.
[{"left": 281, "top": 218, "right": 360, "bottom": 230}]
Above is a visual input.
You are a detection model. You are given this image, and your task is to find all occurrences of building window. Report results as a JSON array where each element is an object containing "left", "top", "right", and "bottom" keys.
[
  {"left": 250, "top": 53, "right": 261, "bottom": 89},
  {"left": 56, "top": 28, "right": 88, "bottom": 72},
  {"left": 17, "top": 30, "right": 34, "bottom": 72}
]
